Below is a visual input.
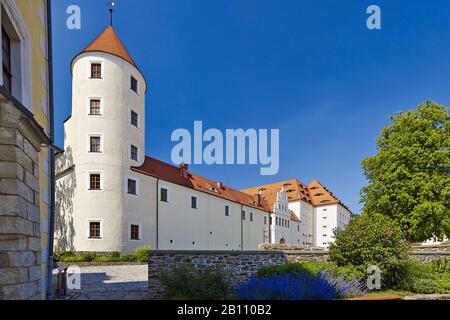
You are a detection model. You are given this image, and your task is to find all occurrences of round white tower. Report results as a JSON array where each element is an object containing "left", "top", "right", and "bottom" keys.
[{"left": 67, "top": 26, "right": 147, "bottom": 252}]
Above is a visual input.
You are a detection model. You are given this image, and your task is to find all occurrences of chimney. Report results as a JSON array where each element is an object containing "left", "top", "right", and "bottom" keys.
[
  {"left": 216, "top": 182, "right": 224, "bottom": 190},
  {"left": 256, "top": 190, "right": 263, "bottom": 206},
  {"left": 179, "top": 163, "right": 188, "bottom": 178}
]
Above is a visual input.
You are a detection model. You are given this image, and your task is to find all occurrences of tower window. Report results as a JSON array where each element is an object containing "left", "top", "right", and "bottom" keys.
[
  {"left": 127, "top": 179, "right": 137, "bottom": 195},
  {"left": 130, "top": 224, "right": 140, "bottom": 240},
  {"left": 89, "top": 174, "right": 101, "bottom": 190},
  {"left": 130, "top": 76, "right": 138, "bottom": 93},
  {"left": 160, "top": 187, "right": 168, "bottom": 202},
  {"left": 130, "top": 110, "right": 138, "bottom": 127},
  {"left": 90, "top": 63, "right": 102, "bottom": 79},
  {"left": 191, "top": 196, "right": 197, "bottom": 209},
  {"left": 89, "top": 99, "right": 101, "bottom": 115},
  {"left": 130, "top": 145, "right": 138, "bottom": 161},
  {"left": 89, "top": 136, "right": 101, "bottom": 153},
  {"left": 2, "top": 27, "right": 12, "bottom": 93},
  {"left": 89, "top": 221, "right": 101, "bottom": 239}
]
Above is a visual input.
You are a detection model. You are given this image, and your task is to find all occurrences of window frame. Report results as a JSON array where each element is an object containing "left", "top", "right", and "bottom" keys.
[
  {"left": 160, "top": 186, "right": 169, "bottom": 203},
  {"left": 87, "top": 97, "right": 103, "bottom": 116},
  {"left": 129, "top": 223, "right": 141, "bottom": 241},
  {"left": 87, "top": 171, "right": 103, "bottom": 192},
  {"left": 130, "top": 144, "right": 139, "bottom": 162},
  {"left": 224, "top": 205, "right": 230, "bottom": 217},
  {"left": 87, "top": 219, "right": 103, "bottom": 240},
  {"left": 127, "top": 178, "right": 137, "bottom": 195},
  {"left": 191, "top": 195, "right": 198, "bottom": 209},
  {"left": 130, "top": 75, "right": 138, "bottom": 94},
  {"left": 90, "top": 62, "right": 103, "bottom": 79},
  {"left": 130, "top": 109, "right": 139, "bottom": 128}
]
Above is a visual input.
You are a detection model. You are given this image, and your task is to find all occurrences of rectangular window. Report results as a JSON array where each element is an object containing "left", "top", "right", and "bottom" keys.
[
  {"left": 131, "top": 76, "right": 138, "bottom": 93},
  {"left": 130, "top": 145, "right": 138, "bottom": 161},
  {"left": 297, "top": 225, "right": 300, "bottom": 231},
  {"left": 89, "top": 221, "right": 101, "bottom": 239},
  {"left": 89, "top": 99, "right": 101, "bottom": 115},
  {"left": 264, "top": 217, "right": 267, "bottom": 225},
  {"left": 2, "top": 27, "right": 12, "bottom": 93},
  {"left": 91, "top": 63, "right": 102, "bottom": 79},
  {"left": 130, "top": 110, "right": 138, "bottom": 127},
  {"left": 250, "top": 212, "right": 254, "bottom": 222},
  {"left": 160, "top": 187, "right": 168, "bottom": 202},
  {"left": 225, "top": 205, "right": 229, "bottom": 216},
  {"left": 127, "top": 179, "right": 137, "bottom": 195},
  {"left": 130, "top": 224, "right": 140, "bottom": 240},
  {"left": 276, "top": 217, "right": 279, "bottom": 226},
  {"left": 191, "top": 196, "right": 197, "bottom": 209},
  {"left": 89, "top": 174, "right": 101, "bottom": 190},
  {"left": 89, "top": 136, "right": 101, "bottom": 153},
  {"left": 242, "top": 210, "right": 246, "bottom": 220}
]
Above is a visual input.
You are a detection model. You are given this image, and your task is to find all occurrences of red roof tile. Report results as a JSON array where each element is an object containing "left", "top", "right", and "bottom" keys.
[
  {"left": 131, "top": 157, "right": 271, "bottom": 212},
  {"left": 79, "top": 26, "right": 138, "bottom": 68}
]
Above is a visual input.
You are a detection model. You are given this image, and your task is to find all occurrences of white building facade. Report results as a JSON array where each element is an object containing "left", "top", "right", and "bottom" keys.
[{"left": 55, "top": 25, "right": 351, "bottom": 252}]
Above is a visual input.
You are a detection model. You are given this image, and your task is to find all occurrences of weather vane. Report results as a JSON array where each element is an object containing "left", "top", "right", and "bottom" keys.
[{"left": 108, "top": 2, "right": 115, "bottom": 26}]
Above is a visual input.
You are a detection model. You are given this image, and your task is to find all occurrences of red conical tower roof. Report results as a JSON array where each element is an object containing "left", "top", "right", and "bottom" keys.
[{"left": 81, "top": 26, "right": 137, "bottom": 68}]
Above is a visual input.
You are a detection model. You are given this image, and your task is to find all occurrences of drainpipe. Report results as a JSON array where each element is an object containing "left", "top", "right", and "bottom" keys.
[
  {"left": 46, "top": 0, "right": 56, "bottom": 299},
  {"left": 240, "top": 204, "right": 244, "bottom": 251},
  {"left": 156, "top": 178, "right": 159, "bottom": 250}
]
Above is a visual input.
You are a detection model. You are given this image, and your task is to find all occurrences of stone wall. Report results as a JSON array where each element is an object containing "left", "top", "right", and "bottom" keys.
[
  {"left": 0, "top": 102, "right": 46, "bottom": 300},
  {"left": 148, "top": 249, "right": 329, "bottom": 299},
  {"left": 410, "top": 245, "right": 450, "bottom": 262}
]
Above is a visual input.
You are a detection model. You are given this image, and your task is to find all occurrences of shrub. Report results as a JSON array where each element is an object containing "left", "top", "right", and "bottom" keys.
[
  {"left": 432, "top": 259, "right": 450, "bottom": 273},
  {"left": 120, "top": 253, "right": 137, "bottom": 262},
  {"left": 158, "top": 264, "right": 232, "bottom": 300},
  {"left": 80, "top": 252, "right": 96, "bottom": 262},
  {"left": 258, "top": 262, "right": 365, "bottom": 283},
  {"left": 111, "top": 252, "right": 120, "bottom": 259},
  {"left": 134, "top": 245, "right": 151, "bottom": 263},
  {"left": 235, "top": 271, "right": 365, "bottom": 300}
]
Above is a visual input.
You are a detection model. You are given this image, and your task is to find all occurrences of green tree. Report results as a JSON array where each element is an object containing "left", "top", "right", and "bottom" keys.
[
  {"left": 329, "top": 215, "right": 408, "bottom": 269},
  {"left": 360, "top": 100, "right": 450, "bottom": 242}
]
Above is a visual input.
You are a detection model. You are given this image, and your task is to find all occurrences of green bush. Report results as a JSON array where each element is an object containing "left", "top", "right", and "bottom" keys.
[
  {"left": 120, "top": 253, "right": 137, "bottom": 262},
  {"left": 158, "top": 264, "right": 232, "bottom": 300},
  {"left": 257, "top": 262, "right": 365, "bottom": 282},
  {"left": 431, "top": 259, "right": 450, "bottom": 273},
  {"left": 80, "top": 252, "right": 97, "bottom": 262},
  {"left": 111, "top": 252, "right": 121, "bottom": 259},
  {"left": 134, "top": 245, "right": 151, "bottom": 263}
]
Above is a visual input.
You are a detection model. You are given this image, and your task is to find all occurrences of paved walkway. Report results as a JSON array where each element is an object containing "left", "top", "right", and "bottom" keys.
[{"left": 53, "top": 264, "right": 150, "bottom": 300}]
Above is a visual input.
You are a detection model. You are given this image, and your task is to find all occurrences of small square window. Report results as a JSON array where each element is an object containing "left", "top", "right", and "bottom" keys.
[
  {"left": 127, "top": 179, "right": 137, "bottom": 195},
  {"left": 130, "top": 224, "right": 140, "bottom": 240},
  {"left": 131, "top": 110, "right": 138, "bottom": 127},
  {"left": 89, "top": 136, "right": 101, "bottom": 153},
  {"left": 130, "top": 145, "right": 138, "bottom": 161},
  {"left": 160, "top": 188, "right": 168, "bottom": 202},
  {"left": 191, "top": 196, "right": 197, "bottom": 209},
  {"left": 89, "top": 221, "right": 101, "bottom": 239},
  {"left": 225, "top": 205, "right": 229, "bottom": 216},
  {"left": 131, "top": 76, "right": 138, "bottom": 93},
  {"left": 89, "top": 174, "right": 101, "bottom": 190},
  {"left": 89, "top": 99, "right": 101, "bottom": 115},
  {"left": 91, "top": 63, "right": 102, "bottom": 79}
]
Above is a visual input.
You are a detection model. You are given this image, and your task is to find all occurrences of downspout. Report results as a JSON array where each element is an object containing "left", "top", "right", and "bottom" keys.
[
  {"left": 156, "top": 178, "right": 159, "bottom": 250},
  {"left": 240, "top": 204, "right": 244, "bottom": 251},
  {"left": 46, "top": 0, "right": 56, "bottom": 299}
]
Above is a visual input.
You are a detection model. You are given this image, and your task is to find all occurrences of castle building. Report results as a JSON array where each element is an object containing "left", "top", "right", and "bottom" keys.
[
  {"left": 0, "top": 0, "right": 54, "bottom": 299},
  {"left": 55, "top": 24, "right": 351, "bottom": 253}
]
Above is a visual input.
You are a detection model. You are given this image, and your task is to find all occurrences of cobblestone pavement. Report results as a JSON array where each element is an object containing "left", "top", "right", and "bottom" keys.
[{"left": 52, "top": 264, "right": 150, "bottom": 300}]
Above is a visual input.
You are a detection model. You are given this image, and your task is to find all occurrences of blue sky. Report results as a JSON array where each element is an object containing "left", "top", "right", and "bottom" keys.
[{"left": 51, "top": 0, "right": 450, "bottom": 213}]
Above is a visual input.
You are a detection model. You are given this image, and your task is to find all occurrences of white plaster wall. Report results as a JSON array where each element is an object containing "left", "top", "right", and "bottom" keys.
[
  {"left": 55, "top": 52, "right": 146, "bottom": 252},
  {"left": 314, "top": 204, "right": 350, "bottom": 248},
  {"left": 288, "top": 200, "right": 314, "bottom": 245}
]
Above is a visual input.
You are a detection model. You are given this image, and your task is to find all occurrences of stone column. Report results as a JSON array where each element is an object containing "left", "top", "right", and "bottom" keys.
[{"left": 0, "top": 101, "right": 46, "bottom": 300}]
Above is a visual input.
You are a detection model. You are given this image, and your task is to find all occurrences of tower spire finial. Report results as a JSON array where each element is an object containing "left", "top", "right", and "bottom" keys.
[{"left": 108, "top": 2, "right": 115, "bottom": 26}]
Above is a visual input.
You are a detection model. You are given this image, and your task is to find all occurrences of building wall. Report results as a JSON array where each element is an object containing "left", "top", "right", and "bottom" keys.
[
  {"left": 0, "top": 0, "right": 51, "bottom": 299},
  {"left": 288, "top": 200, "right": 314, "bottom": 245},
  {"left": 314, "top": 204, "right": 350, "bottom": 248},
  {"left": 55, "top": 52, "right": 146, "bottom": 252}
]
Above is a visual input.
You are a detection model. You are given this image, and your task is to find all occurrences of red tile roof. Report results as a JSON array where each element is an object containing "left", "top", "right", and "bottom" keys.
[
  {"left": 131, "top": 157, "right": 272, "bottom": 212},
  {"left": 242, "top": 179, "right": 350, "bottom": 211},
  {"left": 79, "top": 26, "right": 138, "bottom": 68}
]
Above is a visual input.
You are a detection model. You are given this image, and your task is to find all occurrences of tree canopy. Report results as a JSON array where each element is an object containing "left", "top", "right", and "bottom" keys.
[{"left": 360, "top": 100, "right": 450, "bottom": 242}]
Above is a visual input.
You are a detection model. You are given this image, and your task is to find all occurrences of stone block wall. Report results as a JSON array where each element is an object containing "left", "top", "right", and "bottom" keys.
[
  {"left": 0, "top": 102, "right": 45, "bottom": 300},
  {"left": 148, "top": 249, "right": 329, "bottom": 299}
]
